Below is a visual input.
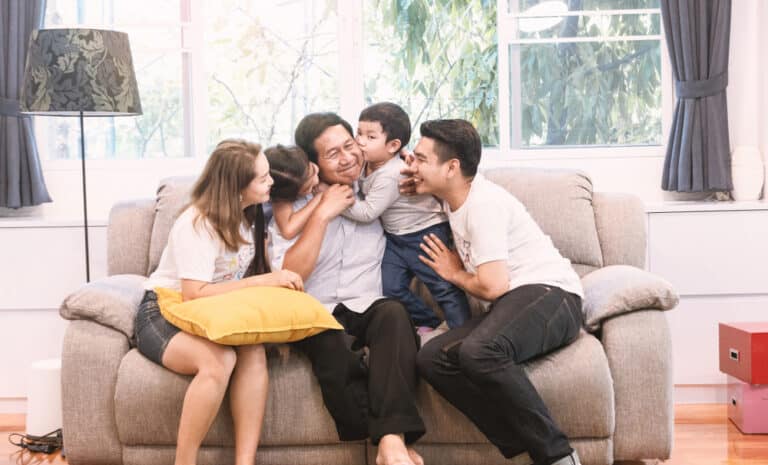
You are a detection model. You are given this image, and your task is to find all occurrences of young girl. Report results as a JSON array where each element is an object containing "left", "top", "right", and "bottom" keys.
[
  {"left": 265, "top": 144, "right": 322, "bottom": 239},
  {"left": 134, "top": 139, "right": 303, "bottom": 465}
]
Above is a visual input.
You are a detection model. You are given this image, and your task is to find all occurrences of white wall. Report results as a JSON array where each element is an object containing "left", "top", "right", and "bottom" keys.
[{"left": 0, "top": 224, "right": 107, "bottom": 413}]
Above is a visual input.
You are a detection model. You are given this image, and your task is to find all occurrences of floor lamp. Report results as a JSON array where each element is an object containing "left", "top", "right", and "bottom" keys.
[{"left": 20, "top": 28, "right": 142, "bottom": 282}]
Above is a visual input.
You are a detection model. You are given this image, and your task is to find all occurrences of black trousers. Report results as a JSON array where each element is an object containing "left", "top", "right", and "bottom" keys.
[
  {"left": 292, "top": 298, "right": 425, "bottom": 445},
  {"left": 416, "top": 284, "right": 583, "bottom": 465}
]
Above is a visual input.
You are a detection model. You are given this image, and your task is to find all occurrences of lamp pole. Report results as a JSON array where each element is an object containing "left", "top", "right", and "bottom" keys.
[
  {"left": 79, "top": 111, "right": 90, "bottom": 282},
  {"left": 20, "top": 28, "right": 142, "bottom": 285}
]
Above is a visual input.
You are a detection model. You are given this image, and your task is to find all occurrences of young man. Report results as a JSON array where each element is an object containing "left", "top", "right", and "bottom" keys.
[
  {"left": 404, "top": 119, "right": 584, "bottom": 465},
  {"left": 268, "top": 112, "right": 426, "bottom": 465}
]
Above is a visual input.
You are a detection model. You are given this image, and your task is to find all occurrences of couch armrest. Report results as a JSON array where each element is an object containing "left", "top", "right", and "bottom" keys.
[
  {"left": 108, "top": 198, "right": 155, "bottom": 276},
  {"left": 582, "top": 265, "right": 678, "bottom": 332},
  {"left": 593, "top": 192, "right": 646, "bottom": 268},
  {"left": 601, "top": 310, "right": 673, "bottom": 461},
  {"left": 62, "top": 320, "right": 130, "bottom": 465}
]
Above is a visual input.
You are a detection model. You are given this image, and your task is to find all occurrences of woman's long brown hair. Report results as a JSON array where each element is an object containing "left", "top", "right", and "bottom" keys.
[{"left": 190, "top": 139, "right": 270, "bottom": 276}]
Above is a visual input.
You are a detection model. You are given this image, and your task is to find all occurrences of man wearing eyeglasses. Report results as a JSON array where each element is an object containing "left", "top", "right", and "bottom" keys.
[{"left": 268, "top": 113, "right": 426, "bottom": 465}]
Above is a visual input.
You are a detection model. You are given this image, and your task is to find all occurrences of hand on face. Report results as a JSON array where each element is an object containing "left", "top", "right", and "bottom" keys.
[
  {"left": 399, "top": 154, "right": 419, "bottom": 196},
  {"left": 313, "top": 181, "right": 330, "bottom": 195},
  {"left": 315, "top": 183, "right": 355, "bottom": 221},
  {"left": 418, "top": 233, "right": 463, "bottom": 283}
]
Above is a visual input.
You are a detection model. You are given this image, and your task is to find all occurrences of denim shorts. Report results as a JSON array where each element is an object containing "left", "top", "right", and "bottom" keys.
[{"left": 134, "top": 290, "right": 181, "bottom": 366}]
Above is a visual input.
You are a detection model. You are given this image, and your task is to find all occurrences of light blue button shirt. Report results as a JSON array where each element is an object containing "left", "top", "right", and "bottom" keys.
[{"left": 268, "top": 194, "right": 386, "bottom": 314}]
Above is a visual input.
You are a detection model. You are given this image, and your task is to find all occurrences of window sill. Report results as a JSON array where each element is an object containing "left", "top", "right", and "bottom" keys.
[
  {"left": 0, "top": 218, "right": 108, "bottom": 228},
  {"left": 645, "top": 200, "right": 768, "bottom": 213}
]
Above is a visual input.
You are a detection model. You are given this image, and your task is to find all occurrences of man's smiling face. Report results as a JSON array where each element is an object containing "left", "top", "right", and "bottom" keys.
[
  {"left": 314, "top": 124, "right": 362, "bottom": 185},
  {"left": 411, "top": 136, "right": 450, "bottom": 196}
]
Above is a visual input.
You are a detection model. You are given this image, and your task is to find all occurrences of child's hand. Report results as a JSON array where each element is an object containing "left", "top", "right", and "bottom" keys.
[
  {"left": 418, "top": 233, "right": 463, "bottom": 283},
  {"left": 313, "top": 181, "right": 330, "bottom": 195},
  {"left": 316, "top": 184, "right": 355, "bottom": 220},
  {"left": 399, "top": 161, "right": 418, "bottom": 196}
]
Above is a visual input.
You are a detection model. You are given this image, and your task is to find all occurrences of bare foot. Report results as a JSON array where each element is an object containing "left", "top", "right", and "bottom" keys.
[
  {"left": 407, "top": 447, "right": 424, "bottom": 465},
  {"left": 376, "top": 434, "right": 415, "bottom": 465}
]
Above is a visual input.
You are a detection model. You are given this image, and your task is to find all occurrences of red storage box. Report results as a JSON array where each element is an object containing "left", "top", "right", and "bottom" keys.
[
  {"left": 719, "top": 322, "right": 768, "bottom": 384},
  {"left": 727, "top": 377, "right": 768, "bottom": 434}
]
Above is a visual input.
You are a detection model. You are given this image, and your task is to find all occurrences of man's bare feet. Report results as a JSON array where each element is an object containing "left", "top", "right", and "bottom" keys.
[
  {"left": 375, "top": 434, "right": 415, "bottom": 465},
  {"left": 407, "top": 447, "right": 424, "bottom": 465}
]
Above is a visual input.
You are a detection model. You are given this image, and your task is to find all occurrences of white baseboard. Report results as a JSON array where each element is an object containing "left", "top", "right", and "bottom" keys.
[
  {"left": 674, "top": 384, "right": 728, "bottom": 404},
  {"left": 0, "top": 397, "right": 26, "bottom": 414}
]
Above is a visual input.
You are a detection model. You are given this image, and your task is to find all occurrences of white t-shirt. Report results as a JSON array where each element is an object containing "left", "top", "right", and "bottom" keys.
[
  {"left": 144, "top": 206, "right": 255, "bottom": 291},
  {"left": 445, "top": 173, "right": 583, "bottom": 304}
]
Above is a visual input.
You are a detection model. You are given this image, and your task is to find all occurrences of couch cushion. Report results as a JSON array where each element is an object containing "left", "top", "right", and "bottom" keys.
[
  {"left": 116, "top": 334, "right": 613, "bottom": 448},
  {"left": 582, "top": 265, "right": 678, "bottom": 331},
  {"left": 154, "top": 286, "right": 342, "bottom": 345},
  {"left": 147, "top": 176, "right": 195, "bottom": 275},
  {"left": 483, "top": 168, "right": 604, "bottom": 269},
  {"left": 418, "top": 331, "right": 614, "bottom": 443},
  {"left": 115, "top": 344, "right": 344, "bottom": 447},
  {"left": 60, "top": 274, "right": 147, "bottom": 340}
]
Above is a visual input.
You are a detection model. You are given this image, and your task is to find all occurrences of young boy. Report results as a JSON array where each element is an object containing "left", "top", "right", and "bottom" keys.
[
  {"left": 406, "top": 118, "right": 584, "bottom": 465},
  {"left": 343, "top": 102, "right": 470, "bottom": 332}
]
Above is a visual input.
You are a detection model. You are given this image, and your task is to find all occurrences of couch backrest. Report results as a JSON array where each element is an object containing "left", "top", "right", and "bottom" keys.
[
  {"left": 109, "top": 168, "right": 644, "bottom": 277},
  {"left": 483, "top": 168, "right": 604, "bottom": 276},
  {"left": 142, "top": 176, "right": 195, "bottom": 276},
  {"left": 146, "top": 176, "right": 195, "bottom": 275}
]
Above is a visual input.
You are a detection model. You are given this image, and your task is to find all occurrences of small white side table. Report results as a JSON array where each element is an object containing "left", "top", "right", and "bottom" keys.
[{"left": 26, "top": 358, "right": 62, "bottom": 436}]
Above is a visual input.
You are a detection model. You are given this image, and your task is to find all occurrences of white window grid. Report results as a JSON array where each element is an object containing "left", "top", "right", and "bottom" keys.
[{"left": 41, "top": 0, "right": 673, "bottom": 173}]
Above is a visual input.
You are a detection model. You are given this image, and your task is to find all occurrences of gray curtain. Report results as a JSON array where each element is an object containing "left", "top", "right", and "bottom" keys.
[
  {"left": 661, "top": 0, "right": 732, "bottom": 192},
  {"left": 0, "top": 0, "right": 51, "bottom": 208}
]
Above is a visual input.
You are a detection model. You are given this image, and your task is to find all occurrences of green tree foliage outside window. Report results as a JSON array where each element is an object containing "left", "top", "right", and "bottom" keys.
[
  {"left": 364, "top": 0, "right": 499, "bottom": 147},
  {"left": 516, "top": 0, "right": 662, "bottom": 146},
  {"left": 365, "top": 0, "right": 661, "bottom": 148}
]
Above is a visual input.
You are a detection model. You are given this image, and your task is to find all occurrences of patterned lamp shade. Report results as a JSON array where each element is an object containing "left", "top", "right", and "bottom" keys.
[{"left": 20, "top": 28, "right": 142, "bottom": 116}]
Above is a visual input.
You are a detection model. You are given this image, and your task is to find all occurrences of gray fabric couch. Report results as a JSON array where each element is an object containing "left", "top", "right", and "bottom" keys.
[{"left": 59, "top": 167, "right": 678, "bottom": 465}]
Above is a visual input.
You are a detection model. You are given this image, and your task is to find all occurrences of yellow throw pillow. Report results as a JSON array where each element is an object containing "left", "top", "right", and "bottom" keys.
[{"left": 154, "top": 286, "right": 342, "bottom": 345}]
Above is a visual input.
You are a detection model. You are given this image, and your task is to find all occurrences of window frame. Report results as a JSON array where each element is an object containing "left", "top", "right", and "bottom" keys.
[
  {"left": 497, "top": 1, "right": 673, "bottom": 159},
  {"left": 39, "top": 0, "right": 673, "bottom": 176}
]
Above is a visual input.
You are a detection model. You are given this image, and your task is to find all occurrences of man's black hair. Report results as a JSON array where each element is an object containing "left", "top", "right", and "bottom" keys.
[
  {"left": 419, "top": 119, "right": 481, "bottom": 177},
  {"left": 359, "top": 102, "right": 411, "bottom": 151},
  {"left": 294, "top": 112, "right": 354, "bottom": 164}
]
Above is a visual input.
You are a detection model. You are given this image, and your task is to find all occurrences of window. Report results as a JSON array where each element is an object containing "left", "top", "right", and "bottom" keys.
[
  {"left": 37, "top": 0, "right": 667, "bottom": 162},
  {"left": 363, "top": 0, "right": 499, "bottom": 147},
  {"left": 40, "top": 0, "right": 185, "bottom": 160},
  {"left": 203, "top": 0, "right": 339, "bottom": 149},
  {"left": 505, "top": 0, "right": 663, "bottom": 148}
]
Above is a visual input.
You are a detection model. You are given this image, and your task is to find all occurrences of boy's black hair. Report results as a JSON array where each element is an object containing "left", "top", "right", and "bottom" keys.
[
  {"left": 294, "top": 112, "right": 354, "bottom": 164},
  {"left": 264, "top": 144, "right": 310, "bottom": 202},
  {"left": 359, "top": 102, "right": 411, "bottom": 151},
  {"left": 419, "top": 119, "right": 481, "bottom": 177}
]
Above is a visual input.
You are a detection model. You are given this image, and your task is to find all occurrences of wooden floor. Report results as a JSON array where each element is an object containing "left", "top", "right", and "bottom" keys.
[{"left": 1, "top": 404, "right": 768, "bottom": 464}]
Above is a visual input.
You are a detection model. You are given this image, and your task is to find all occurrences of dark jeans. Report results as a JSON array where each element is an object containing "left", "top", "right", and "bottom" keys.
[
  {"left": 135, "top": 290, "right": 181, "bottom": 365},
  {"left": 292, "top": 298, "right": 425, "bottom": 445},
  {"left": 383, "top": 221, "right": 471, "bottom": 329},
  {"left": 417, "top": 284, "right": 583, "bottom": 465}
]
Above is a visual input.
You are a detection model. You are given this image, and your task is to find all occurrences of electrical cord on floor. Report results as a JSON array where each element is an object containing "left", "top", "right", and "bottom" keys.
[{"left": 7, "top": 428, "right": 63, "bottom": 454}]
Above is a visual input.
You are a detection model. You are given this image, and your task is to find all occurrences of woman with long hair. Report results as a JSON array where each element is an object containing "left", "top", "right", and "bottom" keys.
[{"left": 134, "top": 139, "right": 303, "bottom": 465}]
